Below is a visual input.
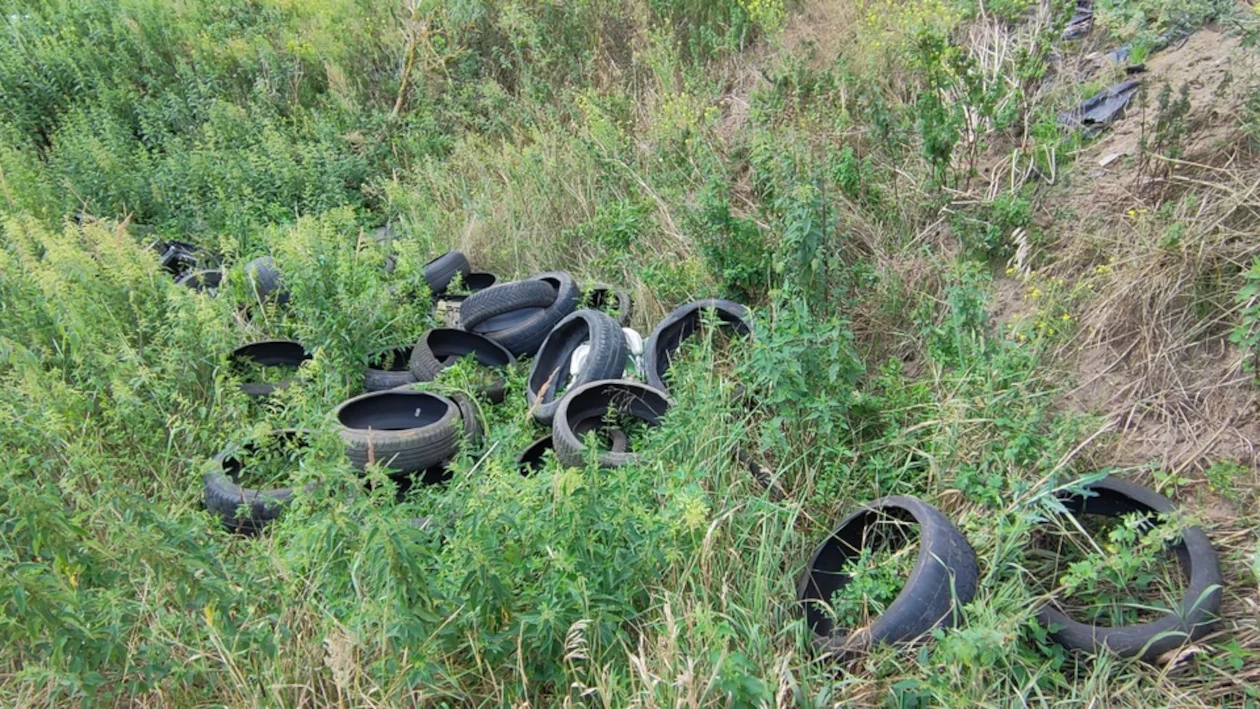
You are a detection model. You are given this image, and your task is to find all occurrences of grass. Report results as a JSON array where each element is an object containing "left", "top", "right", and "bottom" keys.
[{"left": 1, "top": 0, "right": 1259, "bottom": 705}]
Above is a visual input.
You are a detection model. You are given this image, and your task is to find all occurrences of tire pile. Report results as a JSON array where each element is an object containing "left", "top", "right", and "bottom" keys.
[
  {"left": 203, "top": 251, "right": 755, "bottom": 535},
  {"left": 190, "top": 247, "right": 1224, "bottom": 665}
]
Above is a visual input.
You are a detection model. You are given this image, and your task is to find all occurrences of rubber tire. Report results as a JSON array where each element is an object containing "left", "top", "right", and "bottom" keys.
[
  {"left": 643, "top": 299, "right": 754, "bottom": 394},
  {"left": 797, "top": 495, "right": 979, "bottom": 656},
  {"left": 409, "top": 328, "right": 515, "bottom": 403},
  {"left": 452, "top": 393, "right": 483, "bottom": 451},
  {"left": 481, "top": 271, "right": 582, "bottom": 357},
  {"left": 585, "top": 283, "right": 633, "bottom": 326},
  {"left": 460, "top": 280, "right": 558, "bottom": 330},
  {"left": 527, "top": 309, "right": 629, "bottom": 425},
  {"left": 159, "top": 242, "right": 199, "bottom": 277},
  {"left": 423, "top": 250, "right": 471, "bottom": 295},
  {"left": 364, "top": 348, "right": 419, "bottom": 392},
  {"left": 465, "top": 272, "right": 497, "bottom": 291},
  {"left": 552, "top": 379, "right": 671, "bottom": 468},
  {"left": 516, "top": 426, "right": 629, "bottom": 475},
  {"left": 335, "top": 390, "right": 462, "bottom": 474},
  {"left": 737, "top": 448, "right": 785, "bottom": 501},
  {"left": 231, "top": 340, "right": 310, "bottom": 399},
  {"left": 245, "top": 256, "right": 289, "bottom": 305},
  {"left": 204, "top": 429, "right": 312, "bottom": 535},
  {"left": 1036, "top": 476, "right": 1223, "bottom": 661},
  {"left": 177, "top": 269, "right": 223, "bottom": 292}
]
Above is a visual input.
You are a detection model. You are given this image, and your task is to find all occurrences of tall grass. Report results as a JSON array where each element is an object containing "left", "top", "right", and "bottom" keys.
[{"left": 2, "top": 0, "right": 1258, "bottom": 705}]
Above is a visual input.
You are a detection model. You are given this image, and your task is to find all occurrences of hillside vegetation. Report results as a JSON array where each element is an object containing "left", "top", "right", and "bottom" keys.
[{"left": 2, "top": 0, "right": 1259, "bottom": 705}]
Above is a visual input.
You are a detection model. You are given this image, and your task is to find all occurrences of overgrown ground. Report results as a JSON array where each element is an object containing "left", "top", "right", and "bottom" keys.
[{"left": 2, "top": 0, "right": 1260, "bottom": 705}]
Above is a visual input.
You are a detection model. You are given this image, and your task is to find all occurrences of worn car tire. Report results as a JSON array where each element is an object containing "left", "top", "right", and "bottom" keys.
[
  {"left": 423, "top": 250, "right": 471, "bottom": 295},
  {"left": 364, "top": 347, "right": 419, "bottom": 392},
  {"left": 409, "top": 328, "right": 515, "bottom": 403},
  {"left": 478, "top": 271, "right": 581, "bottom": 357},
  {"left": 231, "top": 340, "right": 310, "bottom": 399},
  {"left": 797, "top": 495, "right": 979, "bottom": 656},
  {"left": 584, "top": 283, "right": 633, "bottom": 326},
  {"left": 244, "top": 255, "right": 289, "bottom": 305},
  {"left": 527, "top": 310, "right": 628, "bottom": 424},
  {"left": 335, "top": 390, "right": 462, "bottom": 474},
  {"left": 460, "top": 279, "right": 558, "bottom": 330},
  {"left": 451, "top": 393, "right": 483, "bottom": 451},
  {"left": 552, "top": 379, "right": 671, "bottom": 468},
  {"left": 1036, "top": 476, "right": 1223, "bottom": 661},
  {"left": 156, "top": 240, "right": 200, "bottom": 277},
  {"left": 516, "top": 426, "right": 629, "bottom": 475},
  {"left": 176, "top": 269, "right": 223, "bottom": 293},
  {"left": 643, "top": 299, "right": 753, "bottom": 394},
  {"left": 204, "top": 429, "right": 312, "bottom": 535}
]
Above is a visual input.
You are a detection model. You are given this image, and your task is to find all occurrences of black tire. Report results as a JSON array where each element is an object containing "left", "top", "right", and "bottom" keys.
[
  {"left": 480, "top": 271, "right": 582, "bottom": 357},
  {"left": 177, "top": 269, "right": 223, "bottom": 292},
  {"left": 797, "top": 495, "right": 979, "bottom": 656},
  {"left": 460, "top": 280, "right": 558, "bottom": 330},
  {"left": 553, "top": 379, "right": 671, "bottom": 468},
  {"left": 1035, "top": 476, "right": 1223, "bottom": 661},
  {"left": 527, "top": 310, "right": 629, "bottom": 425},
  {"left": 469, "top": 307, "right": 545, "bottom": 333},
  {"left": 737, "top": 448, "right": 785, "bottom": 501},
  {"left": 335, "top": 390, "right": 462, "bottom": 474},
  {"left": 465, "top": 272, "right": 497, "bottom": 292},
  {"left": 203, "top": 429, "right": 311, "bottom": 535},
  {"left": 245, "top": 256, "right": 289, "bottom": 305},
  {"left": 451, "top": 393, "right": 483, "bottom": 451},
  {"left": 230, "top": 340, "right": 311, "bottom": 399},
  {"left": 643, "top": 299, "right": 754, "bottom": 394},
  {"left": 158, "top": 241, "right": 200, "bottom": 277},
  {"left": 423, "top": 250, "right": 471, "bottom": 295},
  {"left": 364, "top": 347, "right": 419, "bottom": 392},
  {"left": 584, "top": 283, "right": 633, "bottom": 326},
  {"left": 516, "top": 425, "right": 629, "bottom": 475},
  {"left": 409, "top": 328, "right": 515, "bottom": 403}
]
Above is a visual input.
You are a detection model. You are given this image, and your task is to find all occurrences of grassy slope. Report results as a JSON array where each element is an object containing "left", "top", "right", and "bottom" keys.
[{"left": 1, "top": 0, "right": 1258, "bottom": 705}]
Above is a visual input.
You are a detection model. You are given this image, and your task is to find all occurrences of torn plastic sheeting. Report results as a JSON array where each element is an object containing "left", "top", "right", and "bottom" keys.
[
  {"left": 1062, "top": 0, "right": 1093, "bottom": 40},
  {"left": 1059, "top": 80, "right": 1141, "bottom": 130}
]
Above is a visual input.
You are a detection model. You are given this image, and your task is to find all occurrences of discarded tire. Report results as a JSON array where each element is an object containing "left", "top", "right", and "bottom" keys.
[
  {"left": 460, "top": 279, "right": 558, "bottom": 330},
  {"left": 364, "top": 347, "right": 419, "bottom": 392},
  {"left": 156, "top": 240, "right": 200, "bottom": 277},
  {"left": 423, "top": 250, "right": 471, "bottom": 294},
  {"left": 797, "top": 496, "right": 978, "bottom": 656},
  {"left": 203, "top": 429, "right": 312, "bottom": 535},
  {"left": 1036, "top": 476, "right": 1223, "bottom": 661},
  {"left": 517, "top": 426, "right": 629, "bottom": 474},
  {"left": 452, "top": 392, "right": 483, "bottom": 450},
  {"left": 335, "top": 390, "right": 462, "bottom": 474},
  {"left": 409, "top": 328, "right": 515, "bottom": 403},
  {"left": 584, "top": 283, "right": 633, "bottom": 326},
  {"left": 552, "top": 379, "right": 671, "bottom": 468},
  {"left": 479, "top": 271, "right": 581, "bottom": 357},
  {"left": 176, "top": 269, "right": 223, "bottom": 292},
  {"left": 245, "top": 255, "right": 289, "bottom": 305},
  {"left": 465, "top": 272, "right": 497, "bottom": 291},
  {"left": 527, "top": 309, "right": 628, "bottom": 424},
  {"left": 230, "top": 340, "right": 311, "bottom": 399},
  {"left": 737, "top": 448, "right": 784, "bottom": 501},
  {"left": 643, "top": 299, "right": 753, "bottom": 394}
]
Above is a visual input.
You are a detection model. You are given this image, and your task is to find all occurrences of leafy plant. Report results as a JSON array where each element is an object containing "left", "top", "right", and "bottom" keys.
[
  {"left": 1230, "top": 258, "right": 1260, "bottom": 377},
  {"left": 827, "top": 519, "right": 919, "bottom": 630}
]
